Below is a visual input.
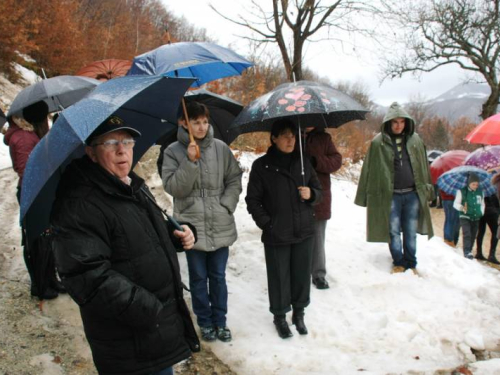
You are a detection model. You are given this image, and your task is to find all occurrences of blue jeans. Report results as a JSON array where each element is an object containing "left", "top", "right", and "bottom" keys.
[
  {"left": 150, "top": 367, "right": 173, "bottom": 375},
  {"left": 186, "top": 247, "right": 229, "bottom": 328},
  {"left": 389, "top": 191, "right": 420, "bottom": 269},
  {"left": 443, "top": 200, "right": 460, "bottom": 243}
]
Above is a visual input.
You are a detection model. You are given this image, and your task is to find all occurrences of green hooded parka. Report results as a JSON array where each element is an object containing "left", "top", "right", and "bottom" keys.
[{"left": 354, "top": 102, "right": 434, "bottom": 243}]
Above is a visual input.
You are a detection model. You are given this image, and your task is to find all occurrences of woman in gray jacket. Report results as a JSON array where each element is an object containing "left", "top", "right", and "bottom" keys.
[{"left": 162, "top": 102, "right": 242, "bottom": 343}]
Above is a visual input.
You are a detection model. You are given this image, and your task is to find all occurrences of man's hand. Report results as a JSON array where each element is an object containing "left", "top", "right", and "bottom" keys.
[
  {"left": 298, "top": 186, "right": 311, "bottom": 201},
  {"left": 173, "top": 225, "right": 195, "bottom": 250}
]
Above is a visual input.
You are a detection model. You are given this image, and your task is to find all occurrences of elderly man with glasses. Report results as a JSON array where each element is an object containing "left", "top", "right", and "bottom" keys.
[{"left": 50, "top": 115, "right": 200, "bottom": 375}]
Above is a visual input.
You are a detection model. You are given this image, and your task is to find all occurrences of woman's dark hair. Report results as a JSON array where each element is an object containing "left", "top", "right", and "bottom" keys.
[
  {"left": 270, "top": 118, "right": 297, "bottom": 143},
  {"left": 178, "top": 101, "right": 210, "bottom": 121}
]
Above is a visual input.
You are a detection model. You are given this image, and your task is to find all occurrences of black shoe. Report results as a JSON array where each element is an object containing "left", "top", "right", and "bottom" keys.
[
  {"left": 215, "top": 326, "right": 232, "bottom": 342},
  {"left": 488, "top": 255, "right": 500, "bottom": 265},
  {"left": 200, "top": 326, "right": 217, "bottom": 342},
  {"left": 273, "top": 315, "right": 293, "bottom": 339},
  {"left": 475, "top": 252, "right": 487, "bottom": 261},
  {"left": 313, "top": 277, "right": 329, "bottom": 290},
  {"left": 292, "top": 312, "right": 308, "bottom": 335}
]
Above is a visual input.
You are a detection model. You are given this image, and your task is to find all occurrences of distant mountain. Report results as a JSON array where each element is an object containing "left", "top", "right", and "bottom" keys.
[
  {"left": 373, "top": 83, "right": 497, "bottom": 125},
  {"left": 426, "top": 83, "right": 492, "bottom": 123}
]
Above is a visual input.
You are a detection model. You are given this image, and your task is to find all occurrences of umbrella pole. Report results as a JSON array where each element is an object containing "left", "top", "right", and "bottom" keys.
[
  {"left": 181, "top": 98, "right": 200, "bottom": 160},
  {"left": 297, "top": 118, "right": 306, "bottom": 186}
]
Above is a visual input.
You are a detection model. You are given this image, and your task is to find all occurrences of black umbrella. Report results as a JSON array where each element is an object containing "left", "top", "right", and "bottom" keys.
[
  {"left": 228, "top": 80, "right": 369, "bottom": 182},
  {"left": 228, "top": 80, "right": 368, "bottom": 137},
  {"left": 156, "top": 89, "right": 243, "bottom": 175}
]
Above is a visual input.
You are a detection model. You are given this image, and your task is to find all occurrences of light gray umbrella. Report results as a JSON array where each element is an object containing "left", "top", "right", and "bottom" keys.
[{"left": 7, "top": 75, "right": 100, "bottom": 118}]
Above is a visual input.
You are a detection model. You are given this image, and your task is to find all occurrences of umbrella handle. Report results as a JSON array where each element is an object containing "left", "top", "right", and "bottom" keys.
[{"left": 181, "top": 98, "right": 200, "bottom": 160}]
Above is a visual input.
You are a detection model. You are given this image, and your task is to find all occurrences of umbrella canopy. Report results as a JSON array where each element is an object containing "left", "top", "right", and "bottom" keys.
[
  {"left": 427, "top": 149, "right": 443, "bottom": 163},
  {"left": 75, "top": 59, "right": 132, "bottom": 81},
  {"left": 437, "top": 165, "right": 497, "bottom": 197},
  {"left": 464, "top": 146, "right": 500, "bottom": 171},
  {"left": 7, "top": 75, "right": 101, "bottom": 117},
  {"left": 228, "top": 80, "right": 369, "bottom": 138},
  {"left": 20, "top": 75, "right": 195, "bottom": 249},
  {"left": 128, "top": 42, "right": 253, "bottom": 87},
  {"left": 465, "top": 113, "right": 500, "bottom": 145},
  {"left": 430, "top": 150, "right": 470, "bottom": 184}
]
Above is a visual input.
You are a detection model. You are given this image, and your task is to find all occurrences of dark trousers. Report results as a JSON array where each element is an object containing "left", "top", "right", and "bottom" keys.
[
  {"left": 16, "top": 186, "right": 35, "bottom": 287},
  {"left": 264, "top": 237, "right": 313, "bottom": 316},
  {"left": 460, "top": 218, "right": 479, "bottom": 256},
  {"left": 476, "top": 212, "right": 499, "bottom": 257},
  {"left": 185, "top": 247, "right": 229, "bottom": 328}
]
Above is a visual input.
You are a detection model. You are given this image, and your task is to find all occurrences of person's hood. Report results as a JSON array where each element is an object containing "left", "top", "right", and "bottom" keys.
[
  {"left": 3, "top": 117, "right": 35, "bottom": 146},
  {"left": 177, "top": 124, "right": 214, "bottom": 149},
  {"left": 381, "top": 102, "right": 415, "bottom": 136}
]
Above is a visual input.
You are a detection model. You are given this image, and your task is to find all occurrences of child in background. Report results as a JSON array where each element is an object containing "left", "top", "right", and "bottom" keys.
[{"left": 453, "top": 172, "right": 485, "bottom": 259}]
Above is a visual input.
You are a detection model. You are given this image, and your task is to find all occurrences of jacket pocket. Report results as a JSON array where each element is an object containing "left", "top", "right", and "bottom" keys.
[{"left": 133, "top": 303, "right": 183, "bottom": 361}]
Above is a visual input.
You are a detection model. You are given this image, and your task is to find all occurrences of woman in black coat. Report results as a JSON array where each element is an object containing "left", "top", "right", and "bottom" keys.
[{"left": 246, "top": 119, "right": 322, "bottom": 339}]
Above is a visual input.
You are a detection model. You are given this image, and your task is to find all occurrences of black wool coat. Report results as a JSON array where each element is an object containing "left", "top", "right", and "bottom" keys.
[
  {"left": 246, "top": 146, "right": 322, "bottom": 246},
  {"left": 50, "top": 156, "right": 199, "bottom": 375}
]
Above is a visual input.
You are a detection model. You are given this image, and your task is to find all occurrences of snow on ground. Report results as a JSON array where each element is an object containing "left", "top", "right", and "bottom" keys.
[{"left": 175, "top": 152, "right": 500, "bottom": 375}]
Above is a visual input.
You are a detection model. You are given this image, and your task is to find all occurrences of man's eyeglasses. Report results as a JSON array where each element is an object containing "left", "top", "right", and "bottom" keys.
[{"left": 92, "top": 139, "right": 136, "bottom": 150}]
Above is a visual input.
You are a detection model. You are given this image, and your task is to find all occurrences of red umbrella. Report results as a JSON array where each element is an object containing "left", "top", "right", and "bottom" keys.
[
  {"left": 465, "top": 113, "right": 500, "bottom": 145},
  {"left": 75, "top": 59, "right": 132, "bottom": 81},
  {"left": 430, "top": 150, "right": 470, "bottom": 184}
]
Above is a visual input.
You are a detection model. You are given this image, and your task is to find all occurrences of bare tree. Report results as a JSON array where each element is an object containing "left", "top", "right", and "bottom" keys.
[
  {"left": 382, "top": 0, "right": 500, "bottom": 120},
  {"left": 211, "top": 0, "right": 375, "bottom": 82},
  {"left": 405, "top": 94, "right": 430, "bottom": 131}
]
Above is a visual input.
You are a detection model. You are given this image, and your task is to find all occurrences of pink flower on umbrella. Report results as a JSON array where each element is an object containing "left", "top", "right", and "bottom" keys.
[
  {"left": 301, "top": 94, "right": 311, "bottom": 100},
  {"left": 297, "top": 107, "right": 305, "bottom": 113},
  {"left": 295, "top": 100, "right": 307, "bottom": 107},
  {"left": 278, "top": 99, "right": 288, "bottom": 105},
  {"left": 286, "top": 105, "right": 297, "bottom": 112},
  {"left": 322, "top": 99, "right": 331, "bottom": 104}
]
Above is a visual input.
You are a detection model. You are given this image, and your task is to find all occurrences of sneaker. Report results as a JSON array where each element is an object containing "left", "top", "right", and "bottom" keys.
[
  {"left": 200, "top": 326, "right": 216, "bottom": 342},
  {"left": 391, "top": 266, "right": 405, "bottom": 274},
  {"left": 465, "top": 253, "right": 474, "bottom": 260},
  {"left": 312, "top": 277, "right": 329, "bottom": 289},
  {"left": 215, "top": 326, "right": 232, "bottom": 342}
]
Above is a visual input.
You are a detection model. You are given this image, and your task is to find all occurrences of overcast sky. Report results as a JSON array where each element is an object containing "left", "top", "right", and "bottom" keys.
[{"left": 163, "top": 0, "right": 470, "bottom": 106}]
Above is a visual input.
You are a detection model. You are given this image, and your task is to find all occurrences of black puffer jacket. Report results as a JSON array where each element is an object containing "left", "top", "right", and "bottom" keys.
[
  {"left": 50, "top": 156, "right": 200, "bottom": 375},
  {"left": 246, "top": 146, "right": 322, "bottom": 245}
]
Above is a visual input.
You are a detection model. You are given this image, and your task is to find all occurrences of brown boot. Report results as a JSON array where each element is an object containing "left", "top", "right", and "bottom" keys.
[
  {"left": 391, "top": 266, "right": 405, "bottom": 274},
  {"left": 444, "top": 240, "right": 456, "bottom": 248}
]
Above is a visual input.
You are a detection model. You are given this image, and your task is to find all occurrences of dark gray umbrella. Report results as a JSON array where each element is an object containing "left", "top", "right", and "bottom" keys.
[{"left": 7, "top": 75, "right": 101, "bottom": 118}]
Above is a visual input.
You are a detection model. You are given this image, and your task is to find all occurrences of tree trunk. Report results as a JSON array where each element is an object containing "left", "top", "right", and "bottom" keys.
[{"left": 481, "top": 86, "right": 500, "bottom": 120}]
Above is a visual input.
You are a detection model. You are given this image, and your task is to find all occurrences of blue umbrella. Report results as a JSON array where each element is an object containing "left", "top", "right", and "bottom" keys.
[
  {"left": 20, "top": 75, "right": 195, "bottom": 248},
  {"left": 437, "top": 165, "right": 497, "bottom": 197},
  {"left": 127, "top": 42, "right": 253, "bottom": 87}
]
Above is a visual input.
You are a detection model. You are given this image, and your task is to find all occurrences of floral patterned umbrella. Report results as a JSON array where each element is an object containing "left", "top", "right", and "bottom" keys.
[
  {"left": 228, "top": 80, "right": 369, "bottom": 137},
  {"left": 464, "top": 146, "right": 500, "bottom": 172}
]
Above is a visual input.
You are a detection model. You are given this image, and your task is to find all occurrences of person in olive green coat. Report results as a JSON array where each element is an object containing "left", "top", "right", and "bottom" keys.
[{"left": 354, "top": 102, "right": 434, "bottom": 273}]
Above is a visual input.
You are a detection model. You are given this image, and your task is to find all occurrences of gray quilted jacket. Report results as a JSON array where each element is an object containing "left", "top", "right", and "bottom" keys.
[{"left": 162, "top": 126, "right": 242, "bottom": 251}]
